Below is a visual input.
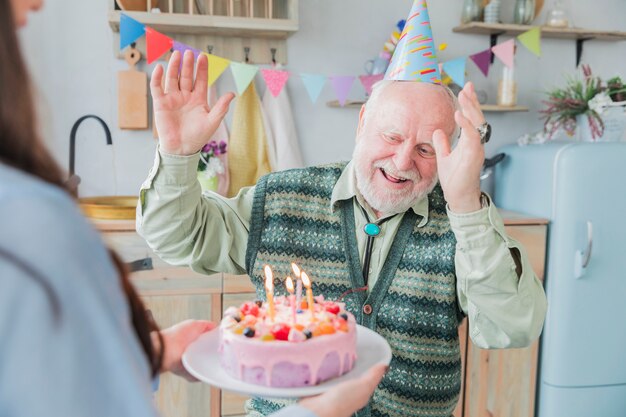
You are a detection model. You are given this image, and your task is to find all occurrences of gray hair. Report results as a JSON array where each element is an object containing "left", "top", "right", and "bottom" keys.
[{"left": 362, "top": 80, "right": 461, "bottom": 143}]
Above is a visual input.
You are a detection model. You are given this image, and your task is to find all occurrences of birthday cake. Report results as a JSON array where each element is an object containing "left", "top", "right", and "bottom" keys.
[{"left": 218, "top": 295, "right": 357, "bottom": 388}]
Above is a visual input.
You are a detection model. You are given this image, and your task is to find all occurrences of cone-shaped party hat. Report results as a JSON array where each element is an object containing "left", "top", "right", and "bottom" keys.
[{"left": 384, "top": 0, "right": 441, "bottom": 84}]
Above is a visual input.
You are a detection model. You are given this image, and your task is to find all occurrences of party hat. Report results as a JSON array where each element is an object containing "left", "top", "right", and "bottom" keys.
[{"left": 384, "top": 0, "right": 441, "bottom": 84}]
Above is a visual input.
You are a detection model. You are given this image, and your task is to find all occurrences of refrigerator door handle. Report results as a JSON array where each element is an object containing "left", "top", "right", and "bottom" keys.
[{"left": 574, "top": 221, "right": 593, "bottom": 279}]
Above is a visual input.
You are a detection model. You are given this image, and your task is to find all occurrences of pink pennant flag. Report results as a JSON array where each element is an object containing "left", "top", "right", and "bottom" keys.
[
  {"left": 491, "top": 39, "right": 515, "bottom": 68},
  {"left": 261, "top": 69, "right": 290, "bottom": 98},
  {"left": 469, "top": 49, "right": 492, "bottom": 77},
  {"left": 329, "top": 76, "right": 355, "bottom": 107},
  {"left": 359, "top": 74, "right": 384, "bottom": 96}
]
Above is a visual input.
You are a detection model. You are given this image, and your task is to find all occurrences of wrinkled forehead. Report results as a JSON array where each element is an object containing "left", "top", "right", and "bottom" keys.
[{"left": 371, "top": 83, "right": 456, "bottom": 135}]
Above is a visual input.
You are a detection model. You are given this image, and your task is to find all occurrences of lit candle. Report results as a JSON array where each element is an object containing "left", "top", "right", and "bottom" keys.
[
  {"left": 301, "top": 271, "right": 315, "bottom": 319},
  {"left": 264, "top": 265, "right": 275, "bottom": 322},
  {"left": 291, "top": 263, "right": 303, "bottom": 308},
  {"left": 286, "top": 276, "right": 296, "bottom": 326}
]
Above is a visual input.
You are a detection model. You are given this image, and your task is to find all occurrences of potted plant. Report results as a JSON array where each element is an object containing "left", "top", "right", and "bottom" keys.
[
  {"left": 197, "top": 140, "right": 227, "bottom": 192},
  {"left": 540, "top": 65, "right": 626, "bottom": 141}
]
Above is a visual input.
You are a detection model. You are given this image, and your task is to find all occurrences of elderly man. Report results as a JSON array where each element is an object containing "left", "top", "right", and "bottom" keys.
[{"left": 137, "top": 50, "right": 547, "bottom": 417}]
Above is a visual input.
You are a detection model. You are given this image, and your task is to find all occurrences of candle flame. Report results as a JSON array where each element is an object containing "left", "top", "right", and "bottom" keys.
[
  {"left": 301, "top": 271, "right": 311, "bottom": 288},
  {"left": 291, "top": 262, "right": 301, "bottom": 278},
  {"left": 264, "top": 265, "right": 274, "bottom": 292},
  {"left": 286, "top": 276, "right": 295, "bottom": 293}
]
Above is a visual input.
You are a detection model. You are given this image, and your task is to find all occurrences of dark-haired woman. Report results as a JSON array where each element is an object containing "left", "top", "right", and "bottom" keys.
[{"left": 0, "top": 1, "right": 385, "bottom": 416}]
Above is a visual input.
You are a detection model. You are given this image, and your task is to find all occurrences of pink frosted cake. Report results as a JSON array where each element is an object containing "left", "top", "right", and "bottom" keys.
[{"left": 218, "top": 296, "right": 357, "bottom": 387}]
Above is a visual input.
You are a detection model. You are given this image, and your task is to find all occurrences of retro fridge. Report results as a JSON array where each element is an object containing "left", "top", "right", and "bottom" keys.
[{"left": 494, "top": 141, "right": 626, "bottom": 417}]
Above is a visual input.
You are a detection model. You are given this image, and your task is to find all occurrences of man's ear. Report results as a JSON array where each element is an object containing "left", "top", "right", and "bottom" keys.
[{"left": 356, "top": 104, "right": 366, "bottom": 140}]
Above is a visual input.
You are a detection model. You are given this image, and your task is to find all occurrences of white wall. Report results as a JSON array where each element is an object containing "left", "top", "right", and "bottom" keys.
[{"left": 18, "top": 0, "right": 626, "bottom": 197}]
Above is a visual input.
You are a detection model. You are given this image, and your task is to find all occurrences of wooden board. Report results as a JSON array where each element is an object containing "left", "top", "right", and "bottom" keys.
[{"left": 118, "top": 47, "right": 149, "bottom": 129}]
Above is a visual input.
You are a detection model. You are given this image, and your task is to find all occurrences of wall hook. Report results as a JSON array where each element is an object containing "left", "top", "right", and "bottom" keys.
[
  {"left": 244, "top": 46, "right": 250, "bottom": 63},
  {"left": 270, "top": 47, "right": 277, "bottom": 65},
  {"left": 207, "top": 45, "right": 214, "bottom": 54}
]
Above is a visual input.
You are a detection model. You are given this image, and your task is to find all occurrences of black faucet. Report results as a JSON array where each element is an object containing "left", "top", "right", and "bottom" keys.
[{"left": 67, "top": 115, "right": 112, "bottom": 196}]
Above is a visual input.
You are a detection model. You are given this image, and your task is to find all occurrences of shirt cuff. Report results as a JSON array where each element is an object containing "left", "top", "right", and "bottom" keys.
[
  {"left": 152, "top": 148, "right": 201, "bottom": 186},
  {"left": 447, "top": 194, "right": 504, "bottom": 249}
]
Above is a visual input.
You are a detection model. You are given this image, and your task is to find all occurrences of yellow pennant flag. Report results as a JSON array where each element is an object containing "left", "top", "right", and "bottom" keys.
[
  {"left": 205, "top": 53, "right": 231, "bottom": 86},
  {"left": 517, "top": 27, "right": 541, "bottom": 57}
]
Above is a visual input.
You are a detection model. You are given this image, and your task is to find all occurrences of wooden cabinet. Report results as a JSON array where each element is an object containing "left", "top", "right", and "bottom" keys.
[
  {"left": 460, "top": 213, "right": 548, "bottom": 417},
  {"left": 108, "top": 0, "right": 299, "bottom": 62}
]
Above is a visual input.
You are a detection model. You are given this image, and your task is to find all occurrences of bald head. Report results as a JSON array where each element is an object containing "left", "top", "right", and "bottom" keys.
[{"left": 360, "top": 80, "right": 459, "bottom": 142}]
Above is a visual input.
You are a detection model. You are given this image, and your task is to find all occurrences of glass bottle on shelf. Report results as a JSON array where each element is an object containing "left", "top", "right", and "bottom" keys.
[
  {"left": 513, "top": 0, "right": 536, "bottom": 24},
  {"left": 461, "top": 0, "right": 483, "bottom": 24},
  {"left": 545, "top": 0, "right": 571, "bottom": 28},
  {"left": 497, "top": 65, "right": 517, "bottom": 107}
]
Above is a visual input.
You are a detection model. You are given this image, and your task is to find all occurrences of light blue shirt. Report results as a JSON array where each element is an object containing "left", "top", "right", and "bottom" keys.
[{"left": 0, "top": 163, "right": 318, "bottom": 417}]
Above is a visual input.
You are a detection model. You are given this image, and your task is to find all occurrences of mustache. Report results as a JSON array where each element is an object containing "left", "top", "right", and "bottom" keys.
[{"left": 373, "top": 160, "right": 420, "bottom": 182}]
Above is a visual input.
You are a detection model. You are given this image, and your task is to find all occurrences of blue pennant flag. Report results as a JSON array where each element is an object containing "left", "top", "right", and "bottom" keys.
[
  {"left": 300, "top": 73, "right": 327, "bottom": 104},
  {"left": 120, "top": 14, "right": 146, "bottom": 50},
  {"left": 442, "top": 58, "right": 466, "bottom": 87}
]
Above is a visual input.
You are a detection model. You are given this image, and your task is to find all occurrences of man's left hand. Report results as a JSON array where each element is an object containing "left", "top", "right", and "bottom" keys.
[{"left": 432, "top": 82, "right": 486, "bottom": 213}]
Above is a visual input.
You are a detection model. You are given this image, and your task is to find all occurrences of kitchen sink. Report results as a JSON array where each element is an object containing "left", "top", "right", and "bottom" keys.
[{"left": 79, "top": 196, "right": 137, "bottom": 220}]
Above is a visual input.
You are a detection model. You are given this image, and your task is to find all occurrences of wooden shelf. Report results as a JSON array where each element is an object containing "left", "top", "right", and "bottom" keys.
[
  {"left": 453, "top": 22, "right": 626, "bottom": 41},
  {"left": 480, "top": 104, "right": 529, "bottom": 112},
  {"left": 326, "top": 100, "right": 365, "bottom": 108},
  {"left": 327, "top": 100, "right": 529, "bottom": 112},
  {"left": 108, "top": 10, "right": 298, "bottom": 39}
]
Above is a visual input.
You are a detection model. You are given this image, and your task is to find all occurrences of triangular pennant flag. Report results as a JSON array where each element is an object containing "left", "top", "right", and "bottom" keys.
[
  {"left": 329, "top": 76, "right": 355, "bottom": 107},
  {"left": 469, "top": 49, "right": 492, "bottom": 77},
  {"left": 300, "top": 73, "right": 326, "bottom": 103},
  {"left": 359, "top": 74, "right": 384, "bottom": 96},
  {"left": 261, "top": 69, "right": 290, "bottom": 97},
  {"left": 173, "top": 41, "right": 201, "bottom": 60},
  {"left": 145, "top": 28, "right": 173, "bottom": 64},
  {"left": 491, "top": 39, "right": 516, "bottom": 68},
  {"left": 518, "top": 27, "right": 541, "bottom": 57},
  {"left": 230, "top": 62, "right": 259, "bottom": 95},
  {"left": 442, "top": 58, "right": 466, "bottom": 87},
  {"left": 205, "top": 53, "right": 230, "bottom": 86},
  {"left": 120, "top": 14, "right": 145, "bottom": 50}
]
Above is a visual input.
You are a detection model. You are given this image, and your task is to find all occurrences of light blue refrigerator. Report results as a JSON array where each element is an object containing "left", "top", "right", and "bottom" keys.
[{"left": 494, "top": 141, "right": 626, "bottom": 417}]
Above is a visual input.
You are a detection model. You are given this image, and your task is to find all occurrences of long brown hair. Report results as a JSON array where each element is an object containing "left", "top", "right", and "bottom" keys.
[{"left": 0, "top": 0, "right": 163, "bottom": 376}]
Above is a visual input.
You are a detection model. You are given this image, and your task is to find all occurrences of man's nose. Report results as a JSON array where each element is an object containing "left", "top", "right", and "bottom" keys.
[{"left": 392, "top": 143, "right": 415, "bottom": 171}]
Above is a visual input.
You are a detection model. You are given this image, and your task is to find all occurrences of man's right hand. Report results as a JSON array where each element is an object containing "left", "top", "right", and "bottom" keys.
[{"left": 150, "top": 50, "right": 235, "bottom": 156}]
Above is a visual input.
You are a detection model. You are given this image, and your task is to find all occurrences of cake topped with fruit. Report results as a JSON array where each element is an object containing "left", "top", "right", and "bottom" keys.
[{"left": 218, "top": 295, "right": 357, "bottom": 388}]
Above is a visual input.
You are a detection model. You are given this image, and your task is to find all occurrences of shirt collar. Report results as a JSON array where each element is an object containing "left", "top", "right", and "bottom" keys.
[{"left": 330, "top": 160, "right": 430, "bottom": 227}]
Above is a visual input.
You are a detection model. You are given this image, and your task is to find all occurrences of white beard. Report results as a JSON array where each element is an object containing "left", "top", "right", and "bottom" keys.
[{"left": 353, "top": 143, "right": 438, "bottom": 216}]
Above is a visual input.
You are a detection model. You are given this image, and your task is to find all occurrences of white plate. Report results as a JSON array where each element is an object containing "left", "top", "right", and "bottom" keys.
[{"left": 182, "top": 324, "right": 392, "bottom": 398}]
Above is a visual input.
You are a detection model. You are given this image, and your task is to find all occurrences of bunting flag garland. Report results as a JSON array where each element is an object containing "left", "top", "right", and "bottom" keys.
[
  {"left": 518, "top": 27, "right": 542, "bottom": 57},
  {"left": 118, "top": 13, "right": 548, "bottom": 106},
  {"left": 173, "top": 41, "right": 200, "bottom": 60},
  {"left": 230, "top": 62, "right": 259, "bottom": 95},
  {"left": 261, "top": 69, "right": 290, "bottom": 97},
  {"left": 145, "top": 28, "right": 173, "bottom": 64},
  {"left": 120, "top": 14, "right": 146, "bottom": 50},
  {"left": 359, "top": 74, "right": 384, "bottom": 96},
  {"left": 206, "top": 53, "right": 231, "bottom": 86},
  {"left": 300, "top": 73, "right": 327, "bottom": 104},
  {"left": 329, "top": 76, "right": 355, "bottom": 107},
  {"left": 442, "top": 57, "right": 466, "bottom": 87},
  {"left": 469, "top": 49, "right": 492, "bottom": 77},
  {"left": 491, "top": 39, "right": 516, "bottom": 68}
]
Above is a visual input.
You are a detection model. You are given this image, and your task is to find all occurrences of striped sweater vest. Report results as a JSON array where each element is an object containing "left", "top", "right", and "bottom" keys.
[{"left": 244, "top": 163, "right": 463, "bottom": 417}]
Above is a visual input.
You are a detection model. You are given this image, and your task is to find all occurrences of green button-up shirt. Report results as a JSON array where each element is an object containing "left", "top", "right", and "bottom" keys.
[{"left": 137, "top": 150, "right": 547, "bottom": 349}]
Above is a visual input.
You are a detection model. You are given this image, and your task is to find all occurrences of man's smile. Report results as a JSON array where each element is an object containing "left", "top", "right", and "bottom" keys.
[{"left": 380, "top": 168, "right": 409, "bottom": 184}]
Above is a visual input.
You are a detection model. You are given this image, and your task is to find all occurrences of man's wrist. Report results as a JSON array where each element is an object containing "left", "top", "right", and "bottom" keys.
[{"left": 447, "top": 192, "right": 483, "bottom": 214}]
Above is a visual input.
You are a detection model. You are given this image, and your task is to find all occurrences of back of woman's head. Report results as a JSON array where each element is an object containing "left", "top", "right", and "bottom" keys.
[
  {"left": 0, "top": 0, "right": 65, "bottom": 187},
  {"left": 0, "top": 0, "right": 163, "bottom": 377}
]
